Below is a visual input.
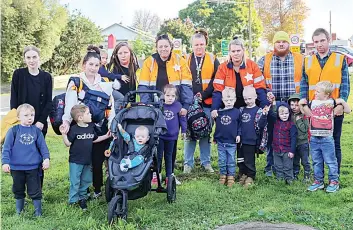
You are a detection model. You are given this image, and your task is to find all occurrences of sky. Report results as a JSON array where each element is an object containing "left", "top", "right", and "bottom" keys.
[{"left": 59, "top": 0, "right": 353, "bottom": 42}]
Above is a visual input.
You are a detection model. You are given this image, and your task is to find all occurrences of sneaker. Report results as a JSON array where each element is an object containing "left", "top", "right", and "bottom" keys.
[
  {"left": 307, "top": 180, "right": 324, "bottom": 192},
  {"left": 174, "top": 175, "right": 182, "bottom": 185},
  {"left": 244, "top": 177, "right": 254, "bottom": 189},
  {"left": 151, "top": 173, "right": 158, "bottom": 185},
  {"left": 326, "top": 181, "right": 339, "bottom": 193},
  {"left": 183, "top": 165, "right": 192, "bottom": 174},
  {"left": 203, "top": 164, "right": 214, "bottom": 173},
  {"left": 92, "top": 192, "right": 102, "bottom": 199},
  {"left": 78, "top": 199, "right": 87, "bottom": 211},
  {"left": 238, "top": 174, "right": 248, "bottom": 185}
]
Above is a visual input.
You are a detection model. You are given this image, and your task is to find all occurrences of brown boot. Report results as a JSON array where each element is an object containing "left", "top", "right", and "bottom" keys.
[
  {"left": 219, "top": 175, "right": 227, "bottom": 185},
  {"left": 238, "top": 174, "right": 248, "bottom": 185},
  {"left": 227, "top": 176, "right": 235, "bottom": 187},
  {"left": 244, "top": 177, "right": 254, "bottom": 189}
]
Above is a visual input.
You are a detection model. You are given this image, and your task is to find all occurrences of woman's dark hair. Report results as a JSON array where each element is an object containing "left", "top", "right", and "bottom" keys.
[
  {"left": 191, "top": 29, "right": 209, "bottom": 45},
  {"left": 83, "top": 45, "right": 101, "bottom": 65},
  {"left": 155, "top": 34, "right": 173, "bottom": 48},
  {"left": 108, "top": 42, "right": 139, "bottom": 87}
]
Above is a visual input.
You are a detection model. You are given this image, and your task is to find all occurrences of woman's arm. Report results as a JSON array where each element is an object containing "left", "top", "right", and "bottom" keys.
[
  {"left": 62, "top": 80, "right": 79, "bottom": 124},
  {"left": 38, "top": 73, "right": 53, "bottom": 124},
  {"left": 212, "top": 64, "right": 226, "bottom": 111},
  {"left": 10, "top": 70, "right": 19, "bottom": 109}
]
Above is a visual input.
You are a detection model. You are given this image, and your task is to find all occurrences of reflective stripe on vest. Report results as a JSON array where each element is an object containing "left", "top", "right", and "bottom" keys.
[{"left": 305, "top": 53, "right": 343, "bottom": 100}]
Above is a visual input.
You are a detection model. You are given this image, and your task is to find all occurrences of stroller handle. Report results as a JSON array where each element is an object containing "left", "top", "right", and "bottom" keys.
[{"left": 123, "top": 90, "right": 164, "bottom": 108}]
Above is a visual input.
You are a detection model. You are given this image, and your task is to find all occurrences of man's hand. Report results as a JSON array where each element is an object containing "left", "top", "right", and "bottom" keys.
[
  {"left": 42, "top": 159, "right": 50, "bottom": 170},
  {"left": 288, "top": 152, "right": 294, "bottom": 159},
  {"left": 2, "top": 164, "right": 10, "bottom": 173},
  {"left": 236, "top": 136, "right": 240, "bottom": 143},
  {"left": 211, "top": 110, "right": 218, "bottom": 118},
  {"left": 180, "top": 108, "right": 187, "bottom": 116},
  {"left": 35, "top": 122, "right": 44, "bottom": 130},
  {"left": 334, "top": 104, "right": 344, "bottom": 116}
]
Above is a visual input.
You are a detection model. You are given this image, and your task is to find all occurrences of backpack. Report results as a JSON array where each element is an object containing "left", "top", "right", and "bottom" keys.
[
  {"left": 49, "top": 76, "right": 110, "bottom": 135},
  {"left": 186, "top": 95, "right": 211, "bottom": 140},
  {"left": 1, "top": 109, "right": 20, "bottom": 144}
]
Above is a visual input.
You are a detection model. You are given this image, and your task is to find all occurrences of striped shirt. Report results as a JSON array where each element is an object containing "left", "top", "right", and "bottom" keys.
[
  {"left": 258, "top": 52, "right": 296, "bottom": 100},
  {"left": 300, "top": 51, "right": 350, "bottom": 101}
]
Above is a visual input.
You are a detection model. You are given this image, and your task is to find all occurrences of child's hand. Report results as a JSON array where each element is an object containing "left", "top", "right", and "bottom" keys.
[
  {"left": 181, "top": 133, "right": 186, "bottom": 140},
  {"left": 2, "top": 164, "right": 10, "bottom": 173},
  {"left": 335, "top": 98, "right": 344, "bottom": 105},
  {"left": 236, "top": 136, "right": 240, "bottom": 143},
  {"left": 42, "top": 159, "right": 50, "bottom": 170},
  {"left": 298, "top": 98, "right": 307, "bottom": 106},
  {"left": 262, "top": 106, "right": 270, "bottom": 115},
  {"left": 288, "top": 152, "right": 294, "bottom": 159},
  {"left": 296, "top": 115, "right": 301, "bottom": 121},
  {"left": 104, "top": 150, "right": 111, "bottom": 157},
  {"left": 211, "top": 110, "right": 218, "bottom": 118}
]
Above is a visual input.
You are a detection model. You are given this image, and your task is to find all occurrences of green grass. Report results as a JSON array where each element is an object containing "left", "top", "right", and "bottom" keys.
[{"left": 2, "top": 89, "right": 353, "bottom": 230}]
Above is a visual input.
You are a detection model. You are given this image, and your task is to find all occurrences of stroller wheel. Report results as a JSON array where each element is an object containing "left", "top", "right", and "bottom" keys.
[
  {"left": 167, "top": 175, "right": 176, "bottom": 203},
  {"left": 108, "top": 195, "right": 126, "bottom": 224},
  {"left": 105, "top": 177, "right": 114, "bottom": 203}
]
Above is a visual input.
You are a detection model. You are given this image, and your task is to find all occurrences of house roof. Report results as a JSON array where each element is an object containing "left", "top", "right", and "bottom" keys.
[{"left": 101, "top": 23, "right": 155, "bottom": 41}]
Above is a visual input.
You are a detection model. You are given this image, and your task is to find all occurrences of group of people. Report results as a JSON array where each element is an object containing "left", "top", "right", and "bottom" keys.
[{"left": 2, "top": 27, "right": 351, "bottom": 216}]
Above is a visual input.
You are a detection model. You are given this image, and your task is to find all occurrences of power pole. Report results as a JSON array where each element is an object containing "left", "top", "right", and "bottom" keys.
[
  {"left": 248, "top": 0, "right": 252, "bottom": 59},
  {"left": 329, "top": 10, "right": 332, "bottom": 40}
]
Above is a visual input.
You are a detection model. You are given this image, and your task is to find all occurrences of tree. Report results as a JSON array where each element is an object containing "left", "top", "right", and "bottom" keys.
[
  {"left": 131, "top": 35, "right": 154, "bottom": 58},
  {"left": 179, "top": 0, "right": 263, "bottom": 54},
  {"left": 1, "top": 0, "right": 68, "bottom": 82},
  {"left": 158, "top": 18, "right": 195, "bottom": 52},
  {"left": 254, "top": 0, "right": 309, "bottom": 42},
  {"left": 132, "top": 9, "right": 161, "bottom": 35},
  {"left": 42, "top": 12, "right": 103, "bottom": 75}
]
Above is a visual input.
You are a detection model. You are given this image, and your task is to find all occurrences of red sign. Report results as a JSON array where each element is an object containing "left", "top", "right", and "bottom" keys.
[{"left": 108, "top": 34, "right": 116, "bottom": 49}]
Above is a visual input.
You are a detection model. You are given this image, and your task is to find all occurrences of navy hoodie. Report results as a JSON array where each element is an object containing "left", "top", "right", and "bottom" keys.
[
  {"left": 214, "top": 107, "right": 242, "bottom": 144},
  {"left": 161, "top": 101, "right": 187, "bottom": 141}
]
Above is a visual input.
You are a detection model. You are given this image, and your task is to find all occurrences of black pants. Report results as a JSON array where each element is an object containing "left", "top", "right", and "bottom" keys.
[
  {"left": 172, "top": 140, "right": 178, "bottom": 173},
  {"left": 92, "top": 139, "right": 109, "bottom": 193},
  {"left": 11, "top": 169, "right": 42, "bottom": 200},
  {"left": 238, "top": 144, "right": 257, "bottom": 179}
]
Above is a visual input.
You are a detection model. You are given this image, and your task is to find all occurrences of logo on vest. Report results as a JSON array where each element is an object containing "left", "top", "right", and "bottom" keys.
[
  {"left": 77, "top": 133, "right": 95, "bottom": 139},
  {"left": 220, "top": 115, "right": 232, "bottom": 125}
]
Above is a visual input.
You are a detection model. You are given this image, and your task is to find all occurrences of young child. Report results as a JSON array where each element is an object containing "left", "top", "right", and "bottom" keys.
[
  {"left": 300, "top": 81, "right": 351, "bottom": 193},
  {"left": 238, "top": 86, "right": 269, "bottom": 188},
  {"left": 214, "top": 88, "right": 241, "bottom": 187},
  {"left": 60, "top": 105, "right": 110, "bottom": 210},
  {"left": 2, "top": 104, "right": 50, "bottom": 216},
  {"left": 117, "top": 124, "right": 149, "bottom": 172},
  {"left": 287, "top": 93, "right": 311, "bottom": 182},
  {"left": 269, "top": 101, "right": 297, "bottom": 184},
  {"left": 154, "top": 84, "right": 187, "bottom": 185}
]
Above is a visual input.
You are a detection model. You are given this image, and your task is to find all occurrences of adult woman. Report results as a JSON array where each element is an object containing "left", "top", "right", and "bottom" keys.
[
  {"left": 138, "top": 34, "right": 193, "bottom": 184},
  {"left": 183, "top": 29, "right": 220, "bottom": 174},
  {"left": 10, "top": 46, "right": 53, "bottom": 137},
  {"left": 211, "top": 37, "right": 267, "bottom": 115},
  {"left": 60, "top": 45, "right": 115, "bottom": 198},
  {"left": 10, "top": 45, "right": 53, "bottom": 188},
  {"left": 138, "top": 34, "right": 193, "bottom": 112}
]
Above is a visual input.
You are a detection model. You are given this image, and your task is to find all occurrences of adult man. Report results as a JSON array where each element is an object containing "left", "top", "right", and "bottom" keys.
[
  {"left": 300, "top": 28, "right": 350, "bottom": 175},
  {"left": 258, "top": 31, "right": 304, "bottom": 177}
]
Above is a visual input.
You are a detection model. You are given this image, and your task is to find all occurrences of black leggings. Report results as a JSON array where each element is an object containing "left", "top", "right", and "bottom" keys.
[{"left": 92, "top": 139, "right": 110, "bottom": 193}]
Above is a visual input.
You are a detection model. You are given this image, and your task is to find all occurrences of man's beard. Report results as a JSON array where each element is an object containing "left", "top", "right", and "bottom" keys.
[{"left": 274, "top": 47, "right": 290, "bottom": 57}]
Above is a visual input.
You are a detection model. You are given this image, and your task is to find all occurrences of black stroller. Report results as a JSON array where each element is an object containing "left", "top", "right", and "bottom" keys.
[{"left": 106, "top": 90, "right": 177, "bottom": 223}]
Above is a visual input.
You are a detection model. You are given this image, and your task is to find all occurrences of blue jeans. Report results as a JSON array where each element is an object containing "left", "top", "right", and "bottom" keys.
[
  {"left": 333, "top": 115, "right": 343, "bottom": 174},
  {"left": 310, "top": 136, "right": 338, "bottom": 183},
  {"left": 69, "top": 163, "right": 92, "bottom": 203},
  {"left": 157, "top": 139, "right": 175, "bottom": 177},
  {"left": 184, "top": 107, "right": 213, "bottom": 167},
  {"left": 293, "top": 143, "right": 311, "bottom": 176},
  {"left": 217, "top": 143, "right": 237, "bottom": 176}
]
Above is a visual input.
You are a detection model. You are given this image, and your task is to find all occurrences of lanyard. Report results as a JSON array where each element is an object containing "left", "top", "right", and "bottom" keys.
[{"left": 194, "top": 54, "right": 204, "bottom": 84}]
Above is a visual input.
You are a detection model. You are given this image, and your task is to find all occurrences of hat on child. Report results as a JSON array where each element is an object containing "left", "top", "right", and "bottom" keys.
[{"left": 273, "top": 31, "right": 290, "bottom": 44}]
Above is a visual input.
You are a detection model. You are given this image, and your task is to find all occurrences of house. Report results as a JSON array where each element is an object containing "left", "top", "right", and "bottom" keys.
[{"left": 100, "top": 23, "right": 155, "bottom": 48}]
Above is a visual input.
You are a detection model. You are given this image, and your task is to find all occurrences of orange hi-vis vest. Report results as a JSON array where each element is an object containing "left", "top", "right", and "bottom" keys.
[
  {"left": 264, "top": 52, "right": 303, "bottom": 93},
  {"left": 213, "top": 59, "right": 266, "bottom": 93},
  {"left": 186, "top": 52, "right": 215, "bottom": 105},
  {"left": 305, "top": 52, "right": 344, "bottom": 100}
]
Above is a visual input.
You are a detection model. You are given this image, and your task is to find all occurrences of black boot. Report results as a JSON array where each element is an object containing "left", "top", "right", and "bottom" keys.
[
  {"left": 16, "top": 199, "right": 25, "bottom": 214},
  {"left": 33, "top": 199, "right": 42, "bottom": 217}
]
